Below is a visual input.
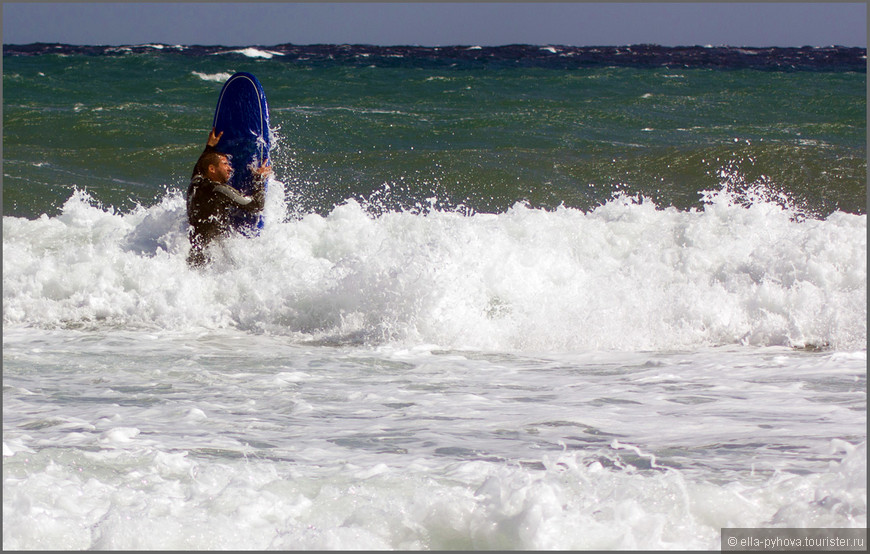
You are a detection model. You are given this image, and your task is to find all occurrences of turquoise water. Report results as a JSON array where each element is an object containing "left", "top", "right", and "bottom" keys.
[{"left": 3, "top": 47, "right": 865, "bottom": 218}]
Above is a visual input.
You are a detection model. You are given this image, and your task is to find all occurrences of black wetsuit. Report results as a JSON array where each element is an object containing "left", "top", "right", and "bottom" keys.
[{"left": 186, "top": 147, "right": 265, "bottom": 267}]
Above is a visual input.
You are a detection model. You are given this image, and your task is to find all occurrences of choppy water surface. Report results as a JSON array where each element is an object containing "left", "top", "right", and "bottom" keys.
[{"left": 3, "top": 44, "right": 866, "bottom": 549}]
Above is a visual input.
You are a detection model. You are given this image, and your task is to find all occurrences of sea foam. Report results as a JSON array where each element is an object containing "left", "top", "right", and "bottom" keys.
[
  {"left": 2, "top": 436, "right": 864, "bottom": 549},
  {"left": 220, "top": 48, "right": 284, "bottom": 59},
  {"left": 192, "top": 71, "right": 235, "bottom": 83},
  {"left": 2, "top": 184, "right": 866, "bottom": 352}
]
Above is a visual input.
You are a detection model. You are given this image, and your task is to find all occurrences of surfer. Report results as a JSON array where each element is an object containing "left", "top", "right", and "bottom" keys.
[{"left": 186, "top": 128, "right": 272, "bottom": 267}]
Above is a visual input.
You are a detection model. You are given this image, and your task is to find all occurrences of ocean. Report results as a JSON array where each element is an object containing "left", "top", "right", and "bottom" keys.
[{"left": 3, "top": 43, "right": 866, "bottom": 549}]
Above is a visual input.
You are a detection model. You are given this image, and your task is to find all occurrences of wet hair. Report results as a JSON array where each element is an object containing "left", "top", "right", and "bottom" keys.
[{"left": 193, "top": 149, "right": 229, "bottom": 178}]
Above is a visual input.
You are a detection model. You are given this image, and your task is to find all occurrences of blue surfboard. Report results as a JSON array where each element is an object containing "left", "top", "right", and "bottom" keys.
[{"left": 212, "top": 72, "right": 271, "bottom": 232}]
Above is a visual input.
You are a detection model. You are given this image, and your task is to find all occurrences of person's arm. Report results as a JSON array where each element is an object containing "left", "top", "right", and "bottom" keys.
[
  {"left": 207, "top": 128, "right": 222, "bottom": 148},
  {"left": 199, "top": 129, "right": 224, "bottom": 157},
  {"left": 192, "top": 129, "right": 225, "bottom": 178},
  {"left": 238, "top": 160, "right": 272, "bottom": 211},
  {"left": 212, "top": 160, "right": 270, "bottom": 211},
  {"left": 213, "top": 184, "right": 264, "bottom": 211}
]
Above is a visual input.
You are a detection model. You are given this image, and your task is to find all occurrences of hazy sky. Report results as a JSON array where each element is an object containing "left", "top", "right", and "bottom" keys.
[{"left": 2, "top": 2, "right": 867, "bottom": 48}]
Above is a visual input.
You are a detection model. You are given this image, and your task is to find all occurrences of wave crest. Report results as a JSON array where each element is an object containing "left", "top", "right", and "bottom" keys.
[{"left": 3, "top": 186, "right": 866, "bottom": 351}]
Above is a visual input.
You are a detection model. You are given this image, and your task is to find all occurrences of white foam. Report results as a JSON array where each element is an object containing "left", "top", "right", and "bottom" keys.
[
  {"left": 191, "top": 71, "right": 234, "bottom": 83},
  {"left": 2, "top": 185, "right": 866, "bottom": 352},
  {"left": 3, "top": 310, "right": 864, "bottom": 550},
  {"left": 219, "top": 48, "right": 284, "bottom": 59},
  {"left": 3, "top": 439, "right": 863, "bottom": 549}
]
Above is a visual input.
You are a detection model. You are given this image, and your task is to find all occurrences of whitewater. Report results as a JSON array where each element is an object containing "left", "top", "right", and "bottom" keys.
[
  {"left": 3, "top": 39, "right": 867, "bottom": 549},
  {"left": 3, "top": 179, "right": 866, "bottom": 549},
  {"left": 3, "top": 179, "right": 865, "bottom": 351}
]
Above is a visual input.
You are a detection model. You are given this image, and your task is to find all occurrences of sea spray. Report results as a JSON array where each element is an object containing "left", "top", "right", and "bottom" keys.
[{"left": 4, "top": 184, "right": 864, "bottom": 351}]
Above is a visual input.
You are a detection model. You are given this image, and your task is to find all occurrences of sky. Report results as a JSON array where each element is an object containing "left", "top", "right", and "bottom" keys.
[{"left": 2, "top": 2, "right": 867, "bottom": 48}]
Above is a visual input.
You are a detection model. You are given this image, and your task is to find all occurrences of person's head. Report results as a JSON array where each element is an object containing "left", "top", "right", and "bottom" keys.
[{"left": 197, "top": 150, "right": 233, "bottom": 183}]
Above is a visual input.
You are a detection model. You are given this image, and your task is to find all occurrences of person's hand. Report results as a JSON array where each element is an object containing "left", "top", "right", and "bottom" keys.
[
  {"left": 254, "top": 160, "right": 272, "bottom": 177},
  {"left": 207, "top": 128, "right": 223, "bottom": 147}
]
